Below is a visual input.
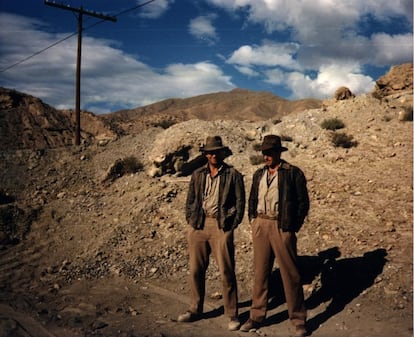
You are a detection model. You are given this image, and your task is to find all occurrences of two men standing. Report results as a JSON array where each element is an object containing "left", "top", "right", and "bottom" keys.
[{"left": 178, "top": 134, "right": 309, "bottom": 337}]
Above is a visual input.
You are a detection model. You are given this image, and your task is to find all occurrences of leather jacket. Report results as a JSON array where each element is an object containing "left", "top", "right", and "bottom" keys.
[
  {"left": 186, "top": 163, "right": 245, "bottom": 231},
  {"left": 248, "top": 160, "right": 309, "bottom": 232}
]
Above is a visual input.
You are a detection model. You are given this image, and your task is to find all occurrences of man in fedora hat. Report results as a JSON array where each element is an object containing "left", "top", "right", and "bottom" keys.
[
  {"left": 240, "top": 135, "right": 309, "bottom": 337},
  {"left": 177, "top": 135, "right": 245, "bottom": 331}
]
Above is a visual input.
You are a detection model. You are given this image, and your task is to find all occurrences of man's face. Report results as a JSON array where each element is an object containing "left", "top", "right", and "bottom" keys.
[
  {"left": 205, "top": 149, "right": 225, "bottom": 166},
  {"left": 262, "top": 149, "right": 281, "bottom": 167}
]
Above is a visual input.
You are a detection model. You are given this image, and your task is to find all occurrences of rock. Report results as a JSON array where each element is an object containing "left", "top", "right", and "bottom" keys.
[
  {"left": 372, "top": 63, "right": 413, "bottom": 99},
  {"left": 398, "top": 108, "right": 413, "bottom": 121},
  {"left": 334, "top": 86, "right": 355, "bottom": 100}
]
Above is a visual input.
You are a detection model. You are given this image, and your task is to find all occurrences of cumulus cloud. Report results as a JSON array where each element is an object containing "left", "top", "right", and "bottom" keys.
[
  {"left": 369, "top": 33, "right": 414, "bottom": 65},
  {"left": 0, "top": 12, "right": 234, "bottom": 112},
  {"left": 273, "top": 64, "right": 376, "bottom": 99},
  {"left": 228, "top": 42, "right": 300, "bottom": 69},
  {"left": 212, "top": 0, "right": 413, "bottom": 69},
  {"left": 189, "top": 14, "right": 218, "bottom": 44},
  {"left": 216, "top": 0, "right": 412, "bottom": 99}
]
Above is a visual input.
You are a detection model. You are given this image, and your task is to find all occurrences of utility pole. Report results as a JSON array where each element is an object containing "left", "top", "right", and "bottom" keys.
[{"left": 44, "top": 1, "right": 116, "bottom": 145}]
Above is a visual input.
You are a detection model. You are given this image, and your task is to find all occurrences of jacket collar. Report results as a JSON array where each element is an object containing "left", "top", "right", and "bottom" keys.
[{"left": 261, "top": 159, "right": 290, "bottom": 171}]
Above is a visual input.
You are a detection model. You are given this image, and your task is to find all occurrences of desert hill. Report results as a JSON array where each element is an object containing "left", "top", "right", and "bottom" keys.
[
  {"left": 0, "top": 87, "right": 120, "bottom": 150},
  {"left": 0, "top": 63, "right": 412, "bottom": 337},
  {"left": 101, "top": 88, "right": 322, "bottom": 135}
]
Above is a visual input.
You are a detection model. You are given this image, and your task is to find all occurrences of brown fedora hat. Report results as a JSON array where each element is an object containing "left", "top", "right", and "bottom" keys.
[
  {"left": 200, "top": 135, "right": 230, "bottom": 152},
  {"left": 259, "top": 135, "right": 288, "bottom": 152}
]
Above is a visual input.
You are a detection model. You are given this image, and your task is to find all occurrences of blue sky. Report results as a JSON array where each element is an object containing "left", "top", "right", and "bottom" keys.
[{"left": 0, "top": 0, "right": 412, "bottom": 114}]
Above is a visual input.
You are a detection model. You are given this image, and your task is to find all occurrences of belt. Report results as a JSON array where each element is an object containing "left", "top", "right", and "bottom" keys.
[{"left": 257, "top": 213, "right": 278, "bottom": 220}]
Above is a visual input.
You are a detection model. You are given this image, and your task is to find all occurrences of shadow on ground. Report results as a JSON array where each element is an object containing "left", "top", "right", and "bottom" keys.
[{"left": 228, "top": 247, "right": 388, "bottom": 334}]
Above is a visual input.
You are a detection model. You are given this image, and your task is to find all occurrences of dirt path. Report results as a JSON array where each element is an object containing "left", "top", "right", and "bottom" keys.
[{"left": 0, "top": 268, "right": 412, "bottom": 337}]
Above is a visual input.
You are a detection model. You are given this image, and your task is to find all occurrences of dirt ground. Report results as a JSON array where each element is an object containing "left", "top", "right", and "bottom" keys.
[
  {"left": 0, "top": 239, "right": 411, "bottom": 337},
  {"left": 0, "top": 91, "right": 413, "bottom": 337}
]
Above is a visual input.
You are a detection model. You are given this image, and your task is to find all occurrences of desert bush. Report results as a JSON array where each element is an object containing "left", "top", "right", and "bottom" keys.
[
  {"left": 252, "top": 143, "right": 262, "bottom": 151},
  {"left": 331, "top": 132, "right": 358, "bottom": 148},
  {"left": 121, "top": 156, "right": 144, "bottom": 173},
  {"left": 321, "top": 118, "right": 345, "bottom": 131},
  {"left": 152, "top": 119, "right": 176, "bottom": 129},
  {"left": 280, "top": 134, "right": 293, "bottom": 142},
  {"left": 249, "top": 154, "right": 264, "bottom": 165}
]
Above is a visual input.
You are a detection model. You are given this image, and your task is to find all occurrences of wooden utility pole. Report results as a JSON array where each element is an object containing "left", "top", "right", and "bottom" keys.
[{"left": 44, "top": 1, "right": 116, "bottom": 145}]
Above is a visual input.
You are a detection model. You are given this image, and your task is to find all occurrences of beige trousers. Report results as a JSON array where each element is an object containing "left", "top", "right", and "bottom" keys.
[
  {"left": 249, "top": 217, "right": 306, "bottom": 326},
  {"left": 187, "top": 217, "right": 238, "bottom": 318}
]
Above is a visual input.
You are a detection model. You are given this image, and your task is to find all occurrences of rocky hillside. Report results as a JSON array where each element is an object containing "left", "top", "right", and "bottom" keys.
[
  {"left": 0, "top": 87, "right": 117, "bottom": 150},
  {"left": 101, "top": 88, "right": 322, "bottom": 135},
  {"left": 372, "top": 63, "right": 413, "bottom": 98},
  {"left": 0, "top": 64, "right": 412, "bottom": 337}
]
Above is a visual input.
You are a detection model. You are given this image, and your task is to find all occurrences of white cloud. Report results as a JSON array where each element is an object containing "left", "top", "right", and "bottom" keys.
[
  {"left": 189, "top": 14, "right": 218, "bottom": 44},
  {"left": 212, "top": 0, "right": 413, "bottom": 69},
  {"left": 208, "top": 0, "right": 412, "bottom": 32},
  {"left": 264, "top": 68, "right": 285, "bottom": 85},
  {"left": 234, "top": 65, "right": 260, "bottom": 77},
  {"left": 227, "top": 42, "right": 300, "bottom": 68},
  {"left": 163, "top": 62, "right": 234, "bottom": 94},
  {"left": 0, "top": 13, "right": 234, "bottom": 112},
  {"left": 283, "top": 64, "right": 376, "bottom": 99},
  {"left": 138, "top": 0, "right": 173, "bottom": 19},
  {"left": 217, "top": 0, "right": 411, "bottom": 99},
  {"left": 370, "top": 33, "right": 414, "bottom": 65}
]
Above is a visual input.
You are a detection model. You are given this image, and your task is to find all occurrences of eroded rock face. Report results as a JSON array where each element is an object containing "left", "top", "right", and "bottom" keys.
[
  {"left": 373, "top": 63, "right": 413, "bottom": 99},
  {"left": 146, "top": 121, "right": 210, "bottom": 177},
  {"left": 146, "top": 120, "right": 264, "bottom": 177},
  {"left": 0, "top": 87, "right": 118, "bottom": 150}
]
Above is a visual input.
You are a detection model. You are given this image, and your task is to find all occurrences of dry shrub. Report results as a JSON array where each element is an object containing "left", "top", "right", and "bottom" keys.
[
  {"left": 321, "top": 118, "right": 345, "bottom": 131},
  {"left": 280, "top": 134, "right": 293, "bottom": 142},
  {"left": 152, "top": 119, "right": 176, "bottom": 129},
  {"left": 331, "top": 132, "right": 358, "bottom": 148},
  {"left": 252, "top": 143, "right": 262, "bottom": 151}
]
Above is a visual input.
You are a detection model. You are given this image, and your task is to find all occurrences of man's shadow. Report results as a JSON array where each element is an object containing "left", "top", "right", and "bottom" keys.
[{"left": 259, "top": 247, "right": 388, "bottom": 334}]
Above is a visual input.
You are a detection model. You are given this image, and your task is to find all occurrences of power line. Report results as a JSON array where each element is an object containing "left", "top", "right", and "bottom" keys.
[
  {"left": 0, "top": 0, "right": 157, "bottom": 73},
  {"left": 0, "top": 32, "right": 77, "bottom": 73}
]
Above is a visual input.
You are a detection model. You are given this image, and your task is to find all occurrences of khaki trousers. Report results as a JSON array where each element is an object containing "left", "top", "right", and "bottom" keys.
[
  {"left": 187, "top": 217, "right": 238, "bottom": 318},
  {"left": 250, "top": 217, "right": 306, "bottom": 326}
]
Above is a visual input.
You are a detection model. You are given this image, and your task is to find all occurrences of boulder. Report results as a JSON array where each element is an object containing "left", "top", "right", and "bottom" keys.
[{"left": 334, "top": 87, "right": 355, "bottom": 100}]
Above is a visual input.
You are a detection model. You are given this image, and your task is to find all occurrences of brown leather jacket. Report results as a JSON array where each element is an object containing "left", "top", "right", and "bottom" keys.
[
  {"left": 186, "top": 163, "right": 245, "bottom": 230},
  {"left": 248, "top": 160, "right": 309, "bottom": 232}
]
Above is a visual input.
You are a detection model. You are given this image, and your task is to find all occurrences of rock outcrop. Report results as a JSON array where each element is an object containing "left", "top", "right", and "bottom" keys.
[{"left": 372, "top": 63, "right": 413, "bottom": 99}]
